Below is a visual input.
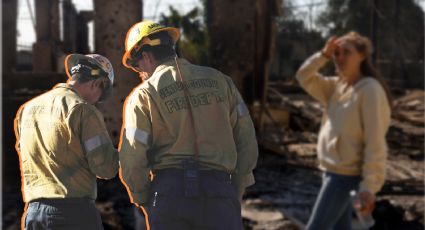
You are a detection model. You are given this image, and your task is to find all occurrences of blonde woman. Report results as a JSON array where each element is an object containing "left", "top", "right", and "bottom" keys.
[{"left": 296, "top": 32, "right": 392, "bottom": 229}]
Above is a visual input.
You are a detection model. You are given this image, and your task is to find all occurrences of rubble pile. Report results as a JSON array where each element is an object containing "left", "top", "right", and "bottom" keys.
[{"left": 389, "top": 90, "right": 424, "bottom": 158}]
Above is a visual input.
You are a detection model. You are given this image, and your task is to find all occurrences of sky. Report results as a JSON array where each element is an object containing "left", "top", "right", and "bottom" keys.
[{"left": 16, "top": 0, "right": 425, "bottom": 51}]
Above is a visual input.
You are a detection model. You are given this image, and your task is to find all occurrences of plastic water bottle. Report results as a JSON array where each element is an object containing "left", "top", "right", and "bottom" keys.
[{"left": 350, "top": 190, "right": 375, "bottom": 230}]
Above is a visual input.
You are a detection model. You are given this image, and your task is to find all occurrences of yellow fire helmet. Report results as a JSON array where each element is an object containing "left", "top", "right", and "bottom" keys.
[{"left": 122, "top": 20, "right": 180, "bottom": 72}]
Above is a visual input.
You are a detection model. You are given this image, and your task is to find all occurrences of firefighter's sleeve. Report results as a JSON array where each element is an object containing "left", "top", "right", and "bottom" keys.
[
  {"left": 68, "top": 104, "right": 118, "bottom": 179},
  {"left": 14, "top": 105, "right": 25, "bottom": 152},
  {"left": 119, "top": 91, "right": 152, "bottom": 205},
  {"left": 228, "top": 78, "right": 258, "bottom": 200}
]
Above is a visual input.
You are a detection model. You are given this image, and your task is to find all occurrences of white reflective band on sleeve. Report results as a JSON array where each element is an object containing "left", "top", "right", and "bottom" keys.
[
  {"left": 84, "top": 135, "right": 109, "bottom": 153},
  {"left": 125, "top": 127, "right": 149, "bottom": 145},
  {"left": 237, "top": 102, "right": 249, "bottom": 117}
]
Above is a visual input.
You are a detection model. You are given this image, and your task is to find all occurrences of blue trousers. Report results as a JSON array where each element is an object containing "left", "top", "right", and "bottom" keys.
[
  {"left": 24, "top": 198, "right": 103, "bottom": 230},
  {"left": 145, "top": 169, "right": 243, "bottom": 230},
  {"left": 306, "top": 172, "right": 361, "bottom": 230}
]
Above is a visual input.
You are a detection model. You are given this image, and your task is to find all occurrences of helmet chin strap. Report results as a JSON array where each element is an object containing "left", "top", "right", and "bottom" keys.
[
  {"left": 139, "top": 72, "right": 150, "bottom": 81},
  {"left": 173, "top": 55, "right": 200, "bottom": 161},
  {"left": 174, "top": 55, "right": 183, "bottom": 81}
]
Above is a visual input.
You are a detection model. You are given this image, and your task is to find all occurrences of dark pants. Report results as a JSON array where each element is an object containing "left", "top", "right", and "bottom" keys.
[
  {"left": 306, "top": 172, "right": 361, "bottom": 230},
  {"left": 24, "top": 198, "right": 103, "bottom": 230},
  {"left": 146, "top": 169, "right": 243, "bottom": 230}
]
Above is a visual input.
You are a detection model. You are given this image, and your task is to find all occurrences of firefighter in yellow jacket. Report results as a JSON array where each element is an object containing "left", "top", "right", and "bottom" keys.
[
  {"left": 14, "top": 54, "right": 118, "bottom": 230},
  {"left": 119, "top": 20, "right": 258, "bottom": 229}
]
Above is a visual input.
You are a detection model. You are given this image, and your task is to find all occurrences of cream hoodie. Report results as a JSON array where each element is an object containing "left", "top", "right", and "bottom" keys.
[{"left": 296, "top": 52, "right": 391, "bottom": 194}]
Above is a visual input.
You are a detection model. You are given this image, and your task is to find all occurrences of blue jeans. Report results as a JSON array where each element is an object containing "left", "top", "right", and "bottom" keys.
[
  {"left": 306, "top": 172, "right": 361, "bottom": 230},
  {"left": 24, "top": 198, "right": 103, "bottom": 230}
]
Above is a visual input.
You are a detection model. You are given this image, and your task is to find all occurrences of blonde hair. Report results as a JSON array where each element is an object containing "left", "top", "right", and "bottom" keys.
[{"left": 340, "top": 31, "right": 393, "bottom": 109}]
